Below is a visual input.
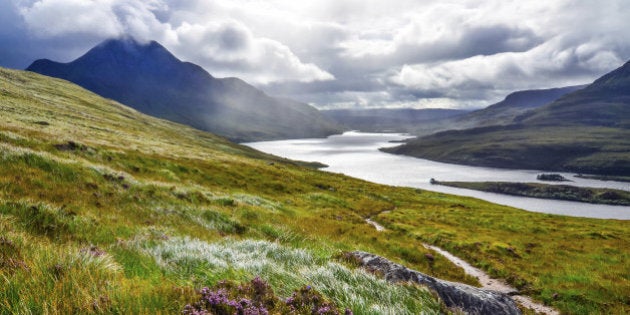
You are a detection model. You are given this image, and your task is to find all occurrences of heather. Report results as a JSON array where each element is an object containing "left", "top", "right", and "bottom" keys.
[{"left": 182, "top": 277, "right": 351, "bottom": 315}]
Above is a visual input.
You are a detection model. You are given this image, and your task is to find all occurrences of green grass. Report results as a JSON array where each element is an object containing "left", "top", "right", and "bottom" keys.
[
  {"left": 433, "top": 180, "right": 630, "bottom": 206},
  {"left": 1, "top": 67, "right": 629, "bottom": 314}
]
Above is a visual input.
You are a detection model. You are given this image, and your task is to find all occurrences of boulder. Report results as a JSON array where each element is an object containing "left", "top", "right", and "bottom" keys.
[{"left": 349, "top": 251, "right": 521, "bottom": 315}]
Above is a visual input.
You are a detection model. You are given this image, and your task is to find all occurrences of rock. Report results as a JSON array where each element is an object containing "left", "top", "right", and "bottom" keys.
[{"left": 349, "top": 251, "right": 521, "bottom": 315}]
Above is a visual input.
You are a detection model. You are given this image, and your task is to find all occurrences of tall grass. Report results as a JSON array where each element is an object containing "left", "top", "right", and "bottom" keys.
[{"left": 139, "top": 237, "right": 442, "bottom": 315}]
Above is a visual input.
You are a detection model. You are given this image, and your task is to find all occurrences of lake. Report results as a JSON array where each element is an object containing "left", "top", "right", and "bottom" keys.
[{"left": 244, "top": 132, "right": 630, "bottom": 220}]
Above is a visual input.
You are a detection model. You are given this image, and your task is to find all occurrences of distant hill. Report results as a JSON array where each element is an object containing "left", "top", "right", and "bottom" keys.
[
  {"left": 26, "top": 38, "right": 341, "bottom": 142},
  {"left": 455, "top": 85, "right": 586, "bottom": 129},
  {"left": 321, "top": 108, "right": 468, "bottom": 133},
  {"left": 385, "top": 61, "right": 630, "bottom": 176},
  {"left": 321, "top": 86, "right": 579, "bottom": 136}
]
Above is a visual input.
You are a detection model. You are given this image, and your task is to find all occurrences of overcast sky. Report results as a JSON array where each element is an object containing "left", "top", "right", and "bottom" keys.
[{"left": 1, "top": 0, "right": 629, "bottom": 109}]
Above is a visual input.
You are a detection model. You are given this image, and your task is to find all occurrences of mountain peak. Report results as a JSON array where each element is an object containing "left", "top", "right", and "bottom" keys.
[
  {"left": 25, "top": 38, "right": 341, "bottom": 141},
  {"left": 74, "top": 37, "right": 178, "bottom": 67}
]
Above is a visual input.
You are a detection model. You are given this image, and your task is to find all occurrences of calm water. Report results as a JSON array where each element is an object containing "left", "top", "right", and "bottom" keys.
[{"left": 245, "top": 132, "right": 630, "bottom": 220}]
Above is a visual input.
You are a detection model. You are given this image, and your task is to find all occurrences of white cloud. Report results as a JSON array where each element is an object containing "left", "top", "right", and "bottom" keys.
[
  {"left": 19, "top": 0, "right": 122, "bottom": 37},
  {"left": 166, "top": 20, "right": 334, "bottom": 84},
  {"left": 4, "top": 0, "right": 630, "bottom": 108}
]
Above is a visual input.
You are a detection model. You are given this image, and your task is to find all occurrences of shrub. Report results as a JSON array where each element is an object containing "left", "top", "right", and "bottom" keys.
[{"left": 183, "top": 277, "right": 351, "bottom": 315}]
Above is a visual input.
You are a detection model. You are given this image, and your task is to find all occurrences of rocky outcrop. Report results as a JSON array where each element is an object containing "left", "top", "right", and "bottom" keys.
[{"left": 349, "top": 251, "right": 521, "bottom": 315}]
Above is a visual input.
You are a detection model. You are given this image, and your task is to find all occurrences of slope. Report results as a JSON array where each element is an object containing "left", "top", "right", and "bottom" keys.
[
  {"left": 26, "top": 37, "right": 341, "bottom": 142},
  {"left": 386, "top": 61, "right": 630, "bottom": 176},
  {"left": 1, "top": 67, "right": 628, "bottom": 314},
  {"left": 455, "top": 85, "right": 585, "bottom": 128}
]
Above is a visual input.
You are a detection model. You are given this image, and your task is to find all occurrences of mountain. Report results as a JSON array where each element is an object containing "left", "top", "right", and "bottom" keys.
[
  {"left": 454, "top": 85, "right": 586, "bottom": 129},
  {"left": 385, "top": 60, "right": 630, "bottom": 176},
  {"left": 26, "top": 38, "right": 341, "bottom": 142},
  {"left": 515, "top": 61, "right": 630, "bottom": 128},
  {"left": 321, "top": 108, "right": 468, "bottom": 133},
  {"left": 2, "top": 66, "right": 628, "bottom": 314}
]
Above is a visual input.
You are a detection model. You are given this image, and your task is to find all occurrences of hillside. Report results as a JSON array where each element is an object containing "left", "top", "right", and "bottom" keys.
[
  {"left": 385, "top": 61, "right": 630, "bottom": 176},
  {"left": 516, "top": 60, "right": 630, "bottom": 127},
  {"left": 1, "top": 67, "right": 628, "bottom": 314},
  {"left": 455, "top": 85, "right": 585, "bottom": 128},
  {"left": 321, "top": 108, "right": 467, "bottom": 133},
  {"left": 26, "top": 38, "right": 342, "bottom": 142}
]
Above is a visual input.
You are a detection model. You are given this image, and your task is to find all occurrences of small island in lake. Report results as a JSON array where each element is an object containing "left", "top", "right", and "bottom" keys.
[
  {"left": 431, "top": 180, "right": 630, "bottom": 206},
  {"left": 537, "top": 173, "right": 571, "bottom": 182}
]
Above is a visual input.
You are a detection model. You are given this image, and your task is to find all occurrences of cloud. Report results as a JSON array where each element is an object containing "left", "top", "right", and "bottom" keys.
[
  {"left": 19, "top": 0, "right": 122, "bottom": 38},
  {"left": 11, "top": 0, "right": 334, "bottom": 84},
  {"left": 1, "top": 0, "right": 629, "bottom": 109},
  {"left": 167, "top": 20, "right": 334, "bottom": 84}
]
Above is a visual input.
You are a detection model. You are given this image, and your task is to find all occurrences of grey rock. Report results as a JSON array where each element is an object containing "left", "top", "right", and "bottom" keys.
[{"left": 350, "top": 251, "right": 521, "bottom": 315}]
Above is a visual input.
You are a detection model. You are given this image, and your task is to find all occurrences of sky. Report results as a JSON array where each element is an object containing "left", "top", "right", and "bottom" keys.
[{"left": 1, "top": 0, "right": 629, "bottom": 110}]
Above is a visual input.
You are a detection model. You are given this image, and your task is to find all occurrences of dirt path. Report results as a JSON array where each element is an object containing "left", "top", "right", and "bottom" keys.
[
  {"left": 365, "top": 218, "right": 386, "bottom": 231},
  {"left": 365, "top": 217, "right": 559, "bottom": 315}
]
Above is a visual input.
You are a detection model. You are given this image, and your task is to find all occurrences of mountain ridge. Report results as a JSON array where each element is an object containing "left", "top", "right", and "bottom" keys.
[
  {"left": 26, "top": 37, "right": 342, "bottom": 142},
  {"left": 455, "top": 85, "right": 586, "bottom": 128}
]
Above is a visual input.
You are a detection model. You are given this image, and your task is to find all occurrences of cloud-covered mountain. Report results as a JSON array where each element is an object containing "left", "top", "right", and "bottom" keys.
[
  {"left": 385, "top": 60, "right": 630, "bottom": 176},
  {"left": 26, "top": 38, "right": 341, "bottom": 142}
]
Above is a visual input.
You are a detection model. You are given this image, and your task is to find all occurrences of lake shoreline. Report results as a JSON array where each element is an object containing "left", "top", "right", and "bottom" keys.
[
  {"left": 246, "top": 131, "right": 630, "bottom": 219},
  {"left": 432, "top": 180, "right": 630, "bottom": 206}
]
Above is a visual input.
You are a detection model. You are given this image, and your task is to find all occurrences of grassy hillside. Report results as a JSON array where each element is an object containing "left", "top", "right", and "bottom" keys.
[
  {"left": 385, "top": 125, "right": 630, "bottom": 175},
  {"left": 0, "top": 67, "right": 628, "bottom": 314}
]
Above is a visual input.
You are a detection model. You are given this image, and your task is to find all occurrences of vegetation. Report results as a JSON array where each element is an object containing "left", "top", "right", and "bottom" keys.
[
  {"left": 182, "top": 276, "right": 352, "bottom": 315},
  {"left": 432, "top": 181, "right": 630, "bottom": 206},
  {"left": 0, "top": 67, "right": 629, "bottom": 314},
  {"left": 575, "top": 174, "right": 630, "bottom": 183}
]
